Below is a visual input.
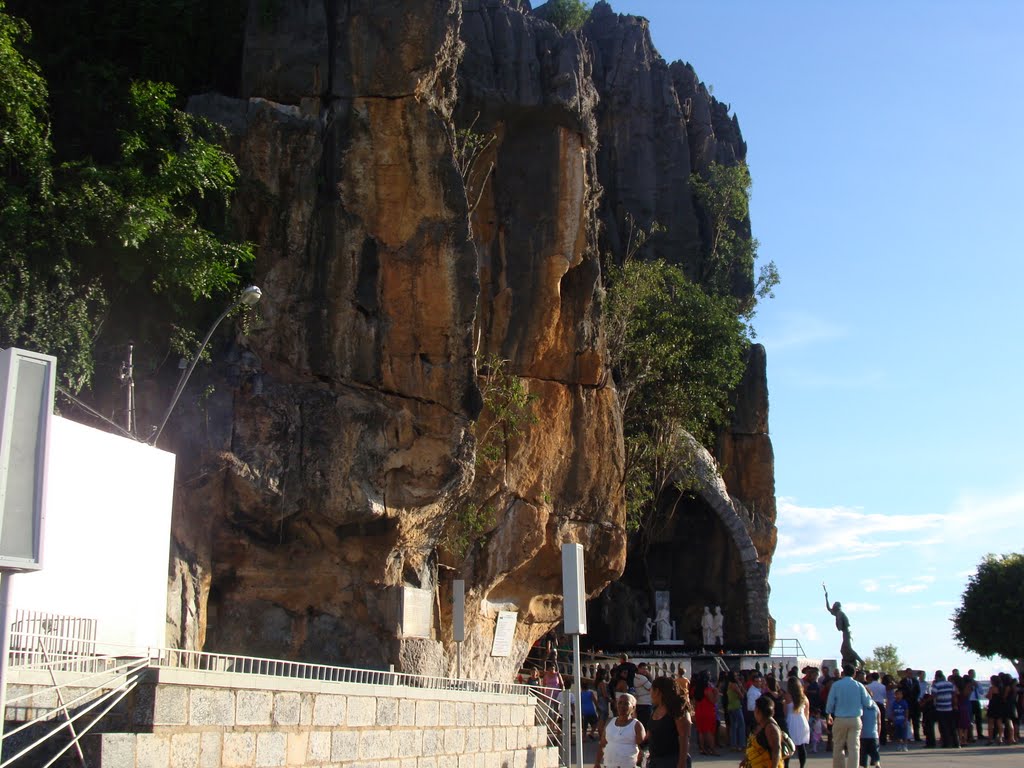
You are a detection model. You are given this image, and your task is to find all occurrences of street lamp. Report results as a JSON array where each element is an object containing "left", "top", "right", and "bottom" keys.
[{"left": 149, "top": 285, "right": 262, "bottom": 447}]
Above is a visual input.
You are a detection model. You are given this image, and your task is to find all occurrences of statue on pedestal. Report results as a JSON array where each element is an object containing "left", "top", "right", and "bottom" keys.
[
  {"left": 641, "top": 617, "right": 653, "bottom": 645},
  {"left": 823, "top": 583, "right": 864, "bottom": 668},
  {"left": 656, "top": 605, "right": 673, "bottom": 641},
  {"left": 701, "top": 606, "right": 714, "bottom": 646},
  {"left": 712, "top": 605, "right": 724, "bottom": 645}
]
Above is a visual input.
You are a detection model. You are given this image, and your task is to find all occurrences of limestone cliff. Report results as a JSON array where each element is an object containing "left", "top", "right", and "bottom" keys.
[{"left": 161, "top": 0, "right": 777, "bottom": 675}]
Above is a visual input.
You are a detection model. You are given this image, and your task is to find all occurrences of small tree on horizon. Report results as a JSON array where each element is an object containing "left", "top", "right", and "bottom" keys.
[{"left": 864, "top": 643, "right": 904, "bottom": 679}]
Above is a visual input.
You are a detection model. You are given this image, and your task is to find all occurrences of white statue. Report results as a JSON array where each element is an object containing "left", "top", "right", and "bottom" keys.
[
  {"left": 701, "top": 605, "right": 714, "bottom": 646},
  {"left": 712, "top": 605, "right": 724, "bottom": 645},
  {"left": 641, "top": 617, "right": 653, "bottom": 644},
  {"left": 656, "top": 605, "right": 672, "bottom": 641}
]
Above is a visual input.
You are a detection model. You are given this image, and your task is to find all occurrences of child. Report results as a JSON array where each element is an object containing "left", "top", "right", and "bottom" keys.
[
  {"left": 809, "top": 708, "right": 824, "bottom": 753},
  {"left": 860, "top": 701, "right": 881, "bottom": 768},
  {"left": 890, "top": 686, "right": 910, "bottom": 752}
]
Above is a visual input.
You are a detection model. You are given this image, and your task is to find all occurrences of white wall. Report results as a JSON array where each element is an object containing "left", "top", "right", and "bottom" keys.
[{"left": 9, "top": 415, "right": 175, "bottom": 654}]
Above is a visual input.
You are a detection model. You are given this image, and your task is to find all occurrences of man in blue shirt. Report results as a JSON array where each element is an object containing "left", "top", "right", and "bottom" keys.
[{"left": 826, "top": 663, "right": 874, "bottom": 768}]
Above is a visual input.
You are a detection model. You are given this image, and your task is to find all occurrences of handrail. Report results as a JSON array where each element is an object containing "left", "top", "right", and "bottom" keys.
[{"left": 0, "top": 659, "right": 146, "bottom": 768}]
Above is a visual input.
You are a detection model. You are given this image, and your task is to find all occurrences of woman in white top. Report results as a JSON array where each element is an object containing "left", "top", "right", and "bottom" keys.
[
  {"left": 595, "top": 693, "right": 646, "bottom": 768},
  {"left": 784, "top": 676, "right": 810, "bottom": 768}
]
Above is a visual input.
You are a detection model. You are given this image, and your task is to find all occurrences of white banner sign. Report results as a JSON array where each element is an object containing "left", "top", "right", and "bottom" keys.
[{"left": 490, "top": 610, "right": 518, "bottom": 657}]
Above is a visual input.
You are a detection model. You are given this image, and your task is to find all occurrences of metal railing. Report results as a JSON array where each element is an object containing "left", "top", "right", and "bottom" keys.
[
  {"left": 769, "top": 638, "right": 807, "bottom": 658},
  {"left": 149, "top": 646, "right": 535, "bottom": 697},
  {"left": 4, "top": 630, "right": 566, "bottom": 767},
  {"left": 9, "top": 611, "right": 96, "bottom": 670},
  {"left": 2, "top": 643, "right": 146, "bottom": 768}
]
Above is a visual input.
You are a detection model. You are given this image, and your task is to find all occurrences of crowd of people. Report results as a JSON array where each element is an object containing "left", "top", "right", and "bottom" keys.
[{"left": 525, "top": 652, "right": 1022, "bottom": 767}]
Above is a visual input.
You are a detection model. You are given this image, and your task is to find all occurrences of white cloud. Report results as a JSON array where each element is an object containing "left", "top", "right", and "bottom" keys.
[
  {"left": 861, "top": 579, "right": 879, "bottom": 592},
  {"left": 893, "top": 584, "right": 927, "bottom": 594},
  {"left": 773, "top": 497, "right": 946, "bottom": 564},
  {"left": 791, "top": 623, "right": 820, "bottom": 641}
]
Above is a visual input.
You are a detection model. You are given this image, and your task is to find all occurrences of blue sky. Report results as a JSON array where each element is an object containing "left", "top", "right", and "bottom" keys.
[{"left": 606, "top": 0, "right": 1024, "bottom": 677}]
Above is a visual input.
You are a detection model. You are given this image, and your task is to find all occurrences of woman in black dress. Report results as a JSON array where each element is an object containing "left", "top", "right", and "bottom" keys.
[{"left": 646, "top": 676, "right": 692, "bottom": 768}]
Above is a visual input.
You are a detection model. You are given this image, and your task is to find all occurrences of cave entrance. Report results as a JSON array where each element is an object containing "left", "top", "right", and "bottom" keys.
[{"left": 585, "top": 478, "right": 769, "bottom": 655}]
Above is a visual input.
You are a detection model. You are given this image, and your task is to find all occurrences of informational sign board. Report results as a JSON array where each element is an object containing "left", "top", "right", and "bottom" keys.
[
  {"left": 561, "top": 543, "right": 587, "bottom": 635},
  {"left": 490, "top": 610, "right": 518, "bottom": 657},
  {"left": 401, "top": 586, "right": 433, "bottom": 639}
]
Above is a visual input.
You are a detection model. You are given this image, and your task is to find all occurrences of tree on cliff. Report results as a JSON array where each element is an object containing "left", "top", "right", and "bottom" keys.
[
  {"left": 604, "top": 256, "right": 748, "bottom": 530},
  {"left": 690, "top": 161, "right": 778, "bottom": 317},
  {"left": 0, "top": 4, "right": 253, "bottom": 391},
  {"left": 535, "top": 0, "right": 592, "bottom": 33},
  {"left": 953, "top": 553, "right": 1024, "bottom": 677}
]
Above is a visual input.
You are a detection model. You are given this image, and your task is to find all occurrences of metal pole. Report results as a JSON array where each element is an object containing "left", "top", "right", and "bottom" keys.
[
  {"left": 572, "top": 633, "right": 583, "bottom": 768},
  {"left": 149, "top": 302, "right": 234, "bottom": 446},
  {"left": 127, "top": 343, "right": 135, "bottom": 435},
  {"left": 0, "top": 572, "right": 11, "bottom": 749}
]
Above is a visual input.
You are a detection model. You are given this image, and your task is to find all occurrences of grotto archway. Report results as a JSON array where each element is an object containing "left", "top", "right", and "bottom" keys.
[{"left": 585, "top": 437, "right": 770, "bottom": 652}]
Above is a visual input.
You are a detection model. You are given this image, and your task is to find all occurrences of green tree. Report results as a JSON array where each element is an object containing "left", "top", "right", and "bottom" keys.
[
  {"left": 540, "top": 0, "right": 592, "bottom": 33},
  {"left": 864, "top": 643, "right": 904, "bottom": 679},
  {"left": 690, "top": 161, "right": 778, "bottom": 316},
  {"left": 953, "top": 553, "right": 1024, "bottom": 678},
  {"left": 604, "top": 257, "right": 749, "bottom": 531},
  {"left": 0, "top": 4, "right": 253, "bottom": 391}
]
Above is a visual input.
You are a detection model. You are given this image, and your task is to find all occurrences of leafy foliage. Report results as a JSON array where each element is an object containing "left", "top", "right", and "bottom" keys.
[
  {"left": 0, "top": 4, "right": 253, "bottom": 391},
  {"left": 442, "top": 502, "right": 496, "bottom": 561},
  {"left": 542, "top": 0, "right": 592, "bottom": 33},
  {"left": 864, "top": 644, "right": 904, "bottom": 679},
  {"left": 690, "top": 161, "right": 779, "bottom": 317},
  {"left": 450, "top": 113, "right": 494, "bottom": 221},
  {"left": 604, "top": 256, "right": 749, "bottom": 531},
  {"left": 442, "top": 355, "right": 537, "bottom": 561},
  {"left": 953, "top": 553, "right": 1024, "bottom": 677},
  {"left": 474, "top": 354, "right": 538, "bottom": 467}
]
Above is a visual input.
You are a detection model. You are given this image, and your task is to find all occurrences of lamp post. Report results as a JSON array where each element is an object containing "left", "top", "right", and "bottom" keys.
[{"left": 149, "top": 285, "right": 262, "bottom": 447}]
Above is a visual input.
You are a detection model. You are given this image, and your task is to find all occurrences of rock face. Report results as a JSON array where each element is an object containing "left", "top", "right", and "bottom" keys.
[
  {"left": 166, "top": 0, "right": 625, "bottom": 679},
  {"left": 163, "top": 0, "right": 776, "bottom": 675}
]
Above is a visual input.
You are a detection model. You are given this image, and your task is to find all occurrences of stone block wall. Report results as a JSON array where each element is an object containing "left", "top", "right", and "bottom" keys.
[{"left": 76, "top": 668, "right": 557, "bottom": 768}]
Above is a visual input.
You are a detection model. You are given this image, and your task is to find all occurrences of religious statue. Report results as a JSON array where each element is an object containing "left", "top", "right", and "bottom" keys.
[
  {"left": 712, "top": 605, "right": 724, "bottom": 645},
  {"left": 701, "top": 605, "right": 714, "bottom": 646},
  {"left": 656, "top": 605, "right": 673, "bottom": 641},
  {"left": 641, "top": 617, "right": 653, "bottom": 644},
  {"left": 823, "top": 583, "right": 865, "bottom": 668}
]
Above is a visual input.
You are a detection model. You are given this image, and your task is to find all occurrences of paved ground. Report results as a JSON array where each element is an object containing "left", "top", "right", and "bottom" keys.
[{"left": 575, "top": 738, "right": 1024, "bottom": 766}]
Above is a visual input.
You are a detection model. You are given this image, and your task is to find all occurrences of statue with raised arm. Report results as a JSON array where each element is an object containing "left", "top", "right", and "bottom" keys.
[{"left": 823, "top": 583, "right": 864, "bottom": 668}]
